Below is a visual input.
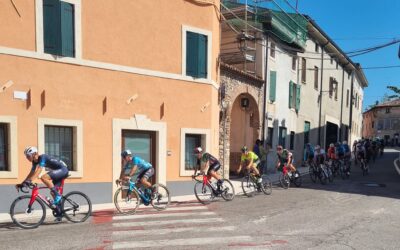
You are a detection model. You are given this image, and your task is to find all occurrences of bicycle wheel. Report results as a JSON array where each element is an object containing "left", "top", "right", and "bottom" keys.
[
  {"left": 220, "top": 179, "right": 235, "bottom": 201},
  {"left": 114, "top": 187, "right": 140, "bottom": 215},
  {"left": 319, "top": 169, "right": 327, "bottom": 185},
  {"left": 10, "top": 195, "right": 46, "bottom": 229},
  {"left": 241, "top": 175, "right": 256, "bottom": 197},
  {"left": 279, "top": 173, "right": 290, "bottom": 189},
  {"left": 151, "top": 184, "right": 171, "bottom": 211},
  {"left": 194, "top": 182, "right": 213, "bottom": 204},
  {"left": 260, "top": 175, "right": 272, "bottom": 195},
  {"left": 309, "top": 166, "right": 317, "bottom": 183},
  {"left": 62, "top": 191, "right": 92, "bottom": 223},
  {"left": 293, "top": 171, "right": 302, "bottom": 187}
]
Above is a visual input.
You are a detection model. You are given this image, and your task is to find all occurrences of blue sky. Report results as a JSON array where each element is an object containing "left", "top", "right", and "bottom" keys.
[
  {"left": 293, "top": 0, "right": 400, "bottom": 110},
  {"left": 238, "top": 0, "right": 400, "bottom": 110}
]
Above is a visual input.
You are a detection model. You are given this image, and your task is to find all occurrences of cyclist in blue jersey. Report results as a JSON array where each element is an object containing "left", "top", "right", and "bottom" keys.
[
  {"left": 303, "top": 143, "right": 315, "bottom": 164},
  {"left": 16, "top": 146, "right": 69, "bottom": 206},
  {"left": 117, "top": 149, "right": 154, "bottom": 196}
]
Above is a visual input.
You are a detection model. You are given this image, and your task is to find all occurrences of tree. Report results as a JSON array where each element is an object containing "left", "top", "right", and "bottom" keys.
[{"left": 387, "top": 85, "right": 400, "bottom": 98}]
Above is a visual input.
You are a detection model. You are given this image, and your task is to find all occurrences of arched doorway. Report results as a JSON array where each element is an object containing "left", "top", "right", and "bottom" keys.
[{"left": 229, "top": 93, "right": 260, "bottom": 174}]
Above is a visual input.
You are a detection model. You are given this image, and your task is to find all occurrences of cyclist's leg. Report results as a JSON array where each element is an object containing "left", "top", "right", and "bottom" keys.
[
  {"left": 288, "top": 157, "right": 296, "bottom": 172},
  {"left": 251, "top": 162, "right": 260, "bottom": 176},
  {"left": 139, "top": 168, "right": 154, "bottom": 189},
  {"left": 46, "top": 168, "right": 68, "bottom": 204},
  {"left": 208, "top": 162, "right": 221, "bottom": 181}
]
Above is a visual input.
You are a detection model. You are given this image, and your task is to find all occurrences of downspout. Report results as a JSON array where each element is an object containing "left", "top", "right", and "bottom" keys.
[
  {"left": 349, "top": 69, "right": 355, "bottom": 141},
  {"left": 317, "top": 44, "right": 326, "bottom": 146},
  {"left": 339, "top": 67, "right": 345, "bottom": 141},
  {"left": 262, "top": 34, "right": 269, "bottom": 143}
]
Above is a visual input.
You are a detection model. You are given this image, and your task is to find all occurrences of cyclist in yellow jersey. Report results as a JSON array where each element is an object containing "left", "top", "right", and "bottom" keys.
[{"left": 236, "top": 146, "right": 261, "bottom": 180}]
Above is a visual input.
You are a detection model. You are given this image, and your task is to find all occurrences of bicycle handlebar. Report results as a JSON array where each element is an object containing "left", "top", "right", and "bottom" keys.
[{"left": 18, "top": 182, "right": 37, "bottom": 193}]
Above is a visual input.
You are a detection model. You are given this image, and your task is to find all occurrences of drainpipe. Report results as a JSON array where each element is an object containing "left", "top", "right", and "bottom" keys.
[
  {"left": 317, "top": 44, "right": 326, "bottom": 146},
  {"left": 349, "top": 69, "right": 355, "bottom": 140},
  {"left": 339, "top": 67, "right": 345, "bottom": 141},
  {"left": 262, "top": 34, "right": 269, "bottom": 144}
]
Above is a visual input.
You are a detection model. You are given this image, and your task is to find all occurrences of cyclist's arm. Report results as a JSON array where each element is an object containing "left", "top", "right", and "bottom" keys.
[
  {"left": 126, "top": 165, "right": 138, "bottom": 179},
  {"left": 25, "top": 166, "right": 42, "bottom": 182}
]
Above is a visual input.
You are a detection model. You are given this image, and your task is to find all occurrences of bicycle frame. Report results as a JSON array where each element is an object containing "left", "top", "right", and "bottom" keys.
[
  {"left": 28, "top": 179, "right": 65, "bottom": 209},
  {"left": 126, "top": 180, "right": 150, "bottom": 205}
]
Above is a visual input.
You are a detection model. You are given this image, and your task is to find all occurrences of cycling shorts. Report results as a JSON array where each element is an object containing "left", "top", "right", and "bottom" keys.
[
  {"left": 207, "top": 162, "right": 221, "bottom": 175},
  {"left": 48, "top": 167, "right": 69, "bottom": 186},
  {"left": 137, "top": 167, "right": 155, "bottom": 181}
]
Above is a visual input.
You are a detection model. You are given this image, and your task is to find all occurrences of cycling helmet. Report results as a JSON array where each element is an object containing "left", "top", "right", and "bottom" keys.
[
  {"left": 343, "top": 141, "right": 348, "bottom": 145},
  {"left": 121, "top": 149, "right": 132, "bottom": 158},
  {"left": 306, "top": 143, "right": 311, "bottom": 148},
  {"left": 335, "top": 142, "right": 340, "bottom": 147},
  {"left": 24, "top": 146, "right": 38, "bottom": 157},
  {"left": 276, "top": 145, "right": 283, "bottom": 151},
  {"left": 194, "top": 147, "right": 203, "bottom": 154},
  {"left": 241, "top": 146, "right": 248, "bottom": 153},
  {"left": 329, "top": 143, "right": 334, "bottom": 147},
  {"left": 315, "top": 145, "right": 321, "bottom": 150}
]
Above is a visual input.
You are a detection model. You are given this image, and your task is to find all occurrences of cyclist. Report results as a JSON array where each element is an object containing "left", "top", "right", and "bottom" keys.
[
  {"left": 303, "top": 143, "right": 315, "bottom": 165},
  {"left": 16, "top": 146, "right": 69, "bottom": 221},
  {"left": 117, "top": 149, "right": 154, "bottom": 197},
  {"left": 327, "top": 143, "right": 336, "bottom": 161},
  {"left": 192, "top": 147, "right": 224, "bottom": 190},
  {"left": 342, "top": 141, "right": 351, "bottom": 175},
  {"left": 237, "top": 146, "right": 262, "bottom": 182},
  {"left": 276, "top": 145, "right": 298, "bottom": 177},
  {"left": 335, "top": 142, "right": 345, "bottom": 160},
  {"left": 352, "top": 140, "right": 358, "bottom": 164},
  {"left": 356, "top": 140, "right": 367, "bottom": 167},
  {"left": 314, "top": 145, "right": 326, "bottom": 166}
]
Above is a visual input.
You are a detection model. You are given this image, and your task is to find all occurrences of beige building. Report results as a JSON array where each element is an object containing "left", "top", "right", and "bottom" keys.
[
  {"left": 0, "top": 0, "right": 221, "bottom": 213},
  {"left": 363, "top": 99, "right": 400, "bottom": 145}
]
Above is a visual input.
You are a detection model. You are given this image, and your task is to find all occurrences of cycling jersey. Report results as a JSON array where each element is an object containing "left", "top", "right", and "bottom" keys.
[
  {"left": 336, "top": 145, "right": 345, "bottom": 155},
  {"left": 327, "top": 147, "right": 336, "bottom": 159},
  {"left": 124, "top": 156, "right": 152, "bottom": 173},
  {"left": 277, "top": 149, "right": 292, "bottom": 164},
  {"left": 314, "top": 149, "right": 326, "bottom": 164},
  {"left": 200, "top": 153, "right": 220, "bottom": 166},
  {"left": 304, "top": 145, "right": 315, "bottom": 161},
  {"left": 241, "top": 151, "right": 259, "bottom": 162},
  {"left": 342, "top": 144, "right": 350, "bottom": 153},
  {"left": 31, "top": 154, "right": 68, "bottom": 172}
]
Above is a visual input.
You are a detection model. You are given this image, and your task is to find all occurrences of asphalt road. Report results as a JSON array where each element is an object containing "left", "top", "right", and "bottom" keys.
[{"left": 1, "top": 148, "right": 399, "bottom": 250}]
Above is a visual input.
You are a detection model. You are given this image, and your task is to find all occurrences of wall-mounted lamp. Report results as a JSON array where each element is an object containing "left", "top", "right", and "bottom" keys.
[
  {"left": 201, "top": 102, "right": 210, "bottom": 112},
  {"left": 126, "top": 94, "right": 138, "bottom": 105},
  {"left": 0, "top": 80, "right": 14, "bottom": 93}
]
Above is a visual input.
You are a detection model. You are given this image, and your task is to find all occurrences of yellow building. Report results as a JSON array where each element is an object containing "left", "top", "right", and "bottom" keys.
[{"left": 0, "top": 0, "right": 221, "bottom": 212}]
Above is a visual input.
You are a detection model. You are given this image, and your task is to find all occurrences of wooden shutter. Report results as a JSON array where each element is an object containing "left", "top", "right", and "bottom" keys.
[
  {"left": 186, "top": 32, "right": 199, "bottom": 77},
  {"left": 289, "top": 81, "right": 294, "bottom": 108},
  {"left": 295, "top": 84, "right": 301, "bottom": 112},
  {"left": 269, "top": 71, "right": 276, "bottom": 102},
  {"left": 198, "top": 34, "right": 208, "bottom": 78},
  {"left": 43, "top": 0, "right": 61, "bottom": 55},
  {"left": 60, "top": 2, "right": 75, "bottom": 57}
]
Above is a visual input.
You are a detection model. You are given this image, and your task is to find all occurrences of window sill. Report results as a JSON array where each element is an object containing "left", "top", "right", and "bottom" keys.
[
  {"left": 0, "top": 170, "right": 18, "bottom": 179},
  {"left": 68, "top": 170, "right": 83, "bottom": 178}
]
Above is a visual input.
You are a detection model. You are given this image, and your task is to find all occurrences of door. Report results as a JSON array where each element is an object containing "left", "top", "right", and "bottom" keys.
[{"left": 122, "top": 130, "right": 156, "bottom": 184}]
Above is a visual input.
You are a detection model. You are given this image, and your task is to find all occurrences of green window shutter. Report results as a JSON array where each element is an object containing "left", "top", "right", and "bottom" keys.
[
  {"left": 60, "top": 2, "right": 75, "bottom": 57},
  {"left": 43, "top": 0, "right": 61, "bottom": 55},
  {"left": 289, "top": 81, "right": 294, "bottom": 108},
  {"left": 295, "top": 84, "right": 301, "bottom": 112},
  {"left": 198, "top": 34, "right": 208, "bottom": 78},
  {"left": 269, "top": 71, "right": 276, "bottom": 102},
  {"left": 186, "top": 32, "right": 199, "bottom": 77}
]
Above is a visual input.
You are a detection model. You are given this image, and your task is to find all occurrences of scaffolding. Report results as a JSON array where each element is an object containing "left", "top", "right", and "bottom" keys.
[{"left": 220, "top": 0, "right": 308, "bottom": 76}]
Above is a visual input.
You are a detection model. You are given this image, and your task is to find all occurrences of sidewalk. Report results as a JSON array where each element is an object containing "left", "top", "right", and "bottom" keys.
[{"left": 0, "top": 167, "right": 310, "bottom": 223}]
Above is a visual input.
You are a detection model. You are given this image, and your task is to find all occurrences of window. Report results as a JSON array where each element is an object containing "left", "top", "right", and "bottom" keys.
[
  {"left": 38, "top": 118, "right": 83, "bottom": 177},
  {"left": 304, "top": 121, "right": 310, "bottom": 145},
  {"left": 346, "top": 89, "right": 349, "bottom": 107},
  {"left": 45, "top": 125, "right": 74, "bottom": 170},
  {"left": 0, "top": 116, "right": 18, "bottom": 178},
  {"left": 348, "top": 72, "right": 351, "bottom": 79},
  {"left": 336, "top": 61, "right": 338, "bottom": 69},
  {"left": 269, "top": 71, "right": 277, "bottom": 102},
  {"left": 315, "top": 43, "right": 319, "bottom": 52},
  {"left": 267, "top": 127, "right": 273, "bottom": 147},
  {"left": 289, "top": 131, "right": 295, "bottom": 150},
  {"left": 386, "top": 108, "right": 391, "bottom": 113},
  {"left": 270, "top": 42, "right": 276, "bottom": 58},
  {"left": 180, "top": 128, "right": 210, "bottom": 176},
  {"left": 314, "top": 66, "right": 319, "bottom": 90},
  {"left": 43, "top": 0, "right": 75, "bottom": 57},
  {"left": 278, "top": 127, "right": 287, "bottom": 147},
  {"left": 301, "top": 58, "right": 306, "bottom": 83},
  {"left": 372, "top": 121, "right": 375, "bottom": 129},
  {"left": 0, "top": 123, "right": 8, "bottom": 171},
  {"left": 289, "top": 81, "right": 301, "bottom": 111},
  {"left": 184, "top": 134, "right": 201, "bottom": 171},
  {"left": 330, "top": 57, "right": 333, "bottom": 64},
  {"left": 292, "top": 56, "right": 296, "bottom": 71},
  {"left": 329, "top": 77, "right": 337, "bottom": 99},
  {"left": 186, "top": 31, "right": 208, "bottom": 78}
]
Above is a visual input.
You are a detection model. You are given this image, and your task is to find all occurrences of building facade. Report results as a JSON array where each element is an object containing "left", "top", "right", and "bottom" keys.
[
  {"left": 363, "top": 99, "right": 400, "bottom": 145},
  {"left": 0, "top": 0, "right": 221, "bottom": 212}
]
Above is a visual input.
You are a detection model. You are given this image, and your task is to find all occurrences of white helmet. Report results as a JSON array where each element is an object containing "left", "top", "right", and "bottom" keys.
[
  {"left": 24, "top": 146, "right": 38, "bottom": 157},
  {"left": 194, "top": 147, "right": 203, "bottom": 154}
]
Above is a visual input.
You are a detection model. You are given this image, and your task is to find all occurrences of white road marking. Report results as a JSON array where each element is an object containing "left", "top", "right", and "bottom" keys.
[
  {"left": 113, "top": 217, "right": 224, "bottom": 227},
  {"left": 112, "top": 236, "right": 252, "bottom": 249},
  {"left": 113, "top": 211, "right": 215, "bottom": 221},
  {"left": 112, "top": 225, "right": 236, "bottom": 237}
]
